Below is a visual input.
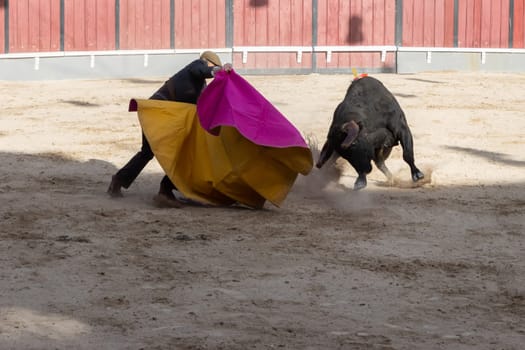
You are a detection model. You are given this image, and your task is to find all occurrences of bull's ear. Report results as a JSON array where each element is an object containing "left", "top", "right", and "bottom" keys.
[
  {"left": 316, "top": 141, "right": 334, "bottom": 168},
  {"left": 340, "top": 120, "right": 360, "bottom": 149}
]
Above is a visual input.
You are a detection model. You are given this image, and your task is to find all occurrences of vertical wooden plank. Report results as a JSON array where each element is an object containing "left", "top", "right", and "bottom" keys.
[
  {"left": 266, "top": 1, "right": 281, "bottom": 67},
  {"left": 86, "top": 0, "right": 96, "bottom": 49},
  {"left": 196, "top": 0, "right": 204, "bottom": 47},
  {"left": 514, "top": 0, "right": 525, "bottom": 48},
  {"left": 337, "top": 0, "right": 349, "bottom": 68},
  {"left": 255, "top": 0, "right": 266, "bottom": 69},
  {"left": 118, "top": 0, "right": 170, "bottom": 49},
  {"left": 434, "top": 0, "right": 444, "bottom": 46},
  {"left": 360, "top": 0, "right": 372, "bottom": 66},
  {"left": 142, "top": 0, "right": 152, "bottom": 48},
  {"left": 380, "top": 0, "right": 395, "bottom": 67},
  {"left": 423, "top": 0, "right": 434, "bottom": 46},
  {"left": 384, "top": 0, "right": 396, "bottom": 44},
  {"left": 302, "top": 0, "right": 312, "bottom": 67},
  {"left": 64, "top": 0, "right": 73, "bottom": 49},
  {"left": 488, "top": 0, "right": 500, "bottom": 46},
  {"left": 403, "top": 0, "right": 414, "bottom": 46},
  {"left": 12, "top": 0, "right": 31, "bottom": 52},
  {"left": 208, "top": 0, "right": 218, "bottom": 47},
  {"left": 246, "top": 0, "right": 256, "bottom": 46},
  {"left": 316, "top": 0, "right": 327, "bottom": 67},
  {"left": 158, "top": 0, "right": 169, "bottom": 48},
  {"left": 28, "top": 0, "right": 39, "bottom": 51},
  {"left": 105, "top": 0, "right": 116, "bottom": 50},
  {"left": 480, "top": 0, "right": 491, "bottom": 46},
  {"left": 7, "top": 0, "right": 61, "bottom": 52},
  {"left": 374, "top": 0, "right": 386, "bottom": 44},
  {"left": 466, "top": 0, "right": 475, "bottom": 46},
  {"left": 369, "top": 0, "right": 380, "bottom": 67},
  {"left": 499, "top": 0, "right": 510, "bottom": 47},
  {"left": 12, "top": 0, "right": 28, "bottom": 51},
  {"left": 317, "top": 0, "right": 326, "bottom": 45},
  {"left": 457, "top": 0, "right": 465, "bottom": 46},
  {"left": 77, "top": 0, "right": 86, "bottom": 48},
  {"left": 0, "top": 0, "right": 5, "bottom": 53},
  {"left": 197, "top": 0, "right": 206, "bottom": 47},
  {"left": 39, "top": 0, "right": 49, "bottom": 50},
  {"left": 378, "top": 0, "right": 387, "bottom": 65},
  {"left": 339, "top": 0, "right": 349, "bottom": 44},
  {"left": 291, "top": 0, "right": 303, "bottom": 45},
  {"left": 96, "top": 0, "right": 105, "bottom": 49},
  {"left": 135, "top": 0, "right": 145, "bottom": 48},
  {"left": 443, "top": 0, "right": 455, "bottom": 46},
  {"left": 232, "top": 0, "right": 242, "bottom": 65},
  {"left": 326, "top": 0, "right": 339, "bottom": 67},
  {"left": 120, "top": 0, "right": 130, "bottom": 48},
  {"left": 175, "top": 0, "right": 183, "bottom": 47},
  {"left": 470, "top": 0, "right": 476, "bottom": 47},
  {"left": 216, "top": 0, "right": 226, "bottom": 47},
  {"left": 413, "top": 0, "right": 424, "bottom": 45},
  {"left": 279, "top": 0, "right": 291, "bottom": 67},
  {"left": 152, "top": 0, "right": 162, "bottom": 48}
]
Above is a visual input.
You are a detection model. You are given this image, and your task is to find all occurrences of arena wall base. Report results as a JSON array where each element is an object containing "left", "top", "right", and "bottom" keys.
[
  {"left": 0, "top": 52, "right": 233, "bottom": 81},
  {"left": 397, "top": 51, "right": 525, "bottom": 74},
  {"left": 2, "top": 48, "right": 525, "bottom": 80}
]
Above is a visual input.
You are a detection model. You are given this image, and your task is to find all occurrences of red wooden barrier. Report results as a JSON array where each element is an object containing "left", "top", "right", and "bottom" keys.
[
  {"left": 119, "top": 0, "right": 170, "bottom": 50},
  {"left": 457, "top": 0, "right": 509, "bottom": 47},
  {"left": 514, "top": 0, "right": 525, "bottom": 48},
  {"left": 175, "top": 0, "right": 226, "bottom": 49},
  {"left": 316, "top": 0, "right": 396, "bottom": 70},
  {"left": 2, "top": 0, "right": 525, "bottom": 69},
  {"left": 65, "top": 0, "right": 116, "bottom": 51},
  {"left": 8, "top": 0, "right": 60, "bottom": 53},
  {"left": 232, "top": 0, "right": 312, "bottom": 70},
  {"left": 402, "top": 0, "right": 455, "bottom": 47},
  {"left": 0, "top": 0, "right": 5, "bottom": 53}
]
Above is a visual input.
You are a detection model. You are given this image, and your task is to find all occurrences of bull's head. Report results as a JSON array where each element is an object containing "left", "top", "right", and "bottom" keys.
[{"left": 316, "top": 120, "right": 361, "bottom": 169}]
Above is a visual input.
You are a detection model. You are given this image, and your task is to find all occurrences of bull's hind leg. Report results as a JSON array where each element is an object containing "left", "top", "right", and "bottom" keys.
[
  {"left": 354, "top": 173, "right": 367, "bottom": 191},
  {"left": 397, "top": 125, "right": 424, "bottom": 182},
  {"left": 368, "top": 129, "right": 395, "bottom": 183},
  {"left": 374, "top": 147, "right": 394, "bottom": 184}
]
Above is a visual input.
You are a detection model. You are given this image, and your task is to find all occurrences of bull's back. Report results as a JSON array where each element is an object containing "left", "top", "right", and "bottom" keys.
[{"left": 344, "top": 77, "right": 408, "bottom": 132}]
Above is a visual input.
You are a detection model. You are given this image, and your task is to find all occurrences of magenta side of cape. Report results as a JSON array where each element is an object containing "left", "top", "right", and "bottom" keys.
[{"left": 197, "top": 70, "right": 308, "bottom": 149}]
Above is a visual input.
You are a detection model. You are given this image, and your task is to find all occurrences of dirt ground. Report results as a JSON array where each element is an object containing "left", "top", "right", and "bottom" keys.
[{"left": 1, "top": 70, "right": 524, "bottom": 350}]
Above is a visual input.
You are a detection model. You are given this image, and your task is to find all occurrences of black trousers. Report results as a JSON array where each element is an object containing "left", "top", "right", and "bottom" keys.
[{"left": 115, "top": 132, "right": 176, "bottom": 192}]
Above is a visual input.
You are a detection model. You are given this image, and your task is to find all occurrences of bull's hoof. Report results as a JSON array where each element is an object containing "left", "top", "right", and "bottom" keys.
[
  {"left": 353, "top": 178, "right": 367, "bottom": 191},
  {"left": 412, "top": 171, "right": 425, "bottom": 182}
]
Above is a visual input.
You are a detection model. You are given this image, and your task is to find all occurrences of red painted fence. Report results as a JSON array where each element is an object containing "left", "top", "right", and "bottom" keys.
[
  {"left": 402, "top": 0, "right": 455, "bottom": 47},
  {"left": 516, "top": 0, "right": 525, "bottom": 47},
  {"left": 315, "top": 0, "right": 396, "bottom": 70},
  {"left": 457, "top": 0, "right": 510, "bottom": 47},
  {"left": 6, "top": 0, "right": 60, "bottom": 53},
  {"left": 0, "top": 0, "right": 5, "bottom": 53},
  {"left": 65, "top": 0, "right": 115, "bottom": 51},
  {"left": 1, "top": 0, "right": 524, "bottom": 67},
  {"left": 175, "top": 0, "right": 226, "bottom": 49},
  {"left": 232, "top": 0, "right": 313, "bottom": 69}
]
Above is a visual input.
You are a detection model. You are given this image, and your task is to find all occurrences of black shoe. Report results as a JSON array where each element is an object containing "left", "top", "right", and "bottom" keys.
[{"left": 107, "top": 175, "right": 123, "bottom": 197}]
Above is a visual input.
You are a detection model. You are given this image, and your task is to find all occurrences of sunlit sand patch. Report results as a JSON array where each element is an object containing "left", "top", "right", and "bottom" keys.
[{"left": 0, "top": 307, "right": 91, "bottom": 340}]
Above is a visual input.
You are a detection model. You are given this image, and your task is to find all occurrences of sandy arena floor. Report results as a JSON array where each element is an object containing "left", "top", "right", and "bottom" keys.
[{"left": 1, "top": 71, "right": 524, "bottom": 349}]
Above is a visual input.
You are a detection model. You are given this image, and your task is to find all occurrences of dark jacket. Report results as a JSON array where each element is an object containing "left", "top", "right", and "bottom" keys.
[{"left": 151, "top": 59, "right": 215, "bottom": 103}]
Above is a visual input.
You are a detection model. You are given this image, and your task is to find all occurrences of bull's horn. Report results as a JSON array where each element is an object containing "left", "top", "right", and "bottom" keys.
[{"left": 340, "top": 120, "right": 359, "bottom": 149}]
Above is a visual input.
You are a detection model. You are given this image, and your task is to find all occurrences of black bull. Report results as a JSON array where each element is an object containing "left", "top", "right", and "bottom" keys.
[{"left": 316, "top": 75, "right": 424, "bottom": 190}]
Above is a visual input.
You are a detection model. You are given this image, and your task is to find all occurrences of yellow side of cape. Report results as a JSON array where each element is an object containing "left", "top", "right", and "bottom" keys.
[{"left": 134, "top": 99, "right": 313, "bottom": 208}]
